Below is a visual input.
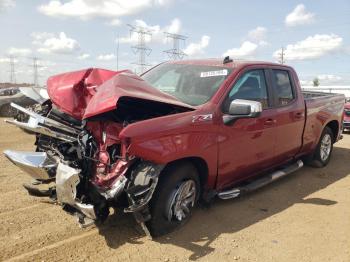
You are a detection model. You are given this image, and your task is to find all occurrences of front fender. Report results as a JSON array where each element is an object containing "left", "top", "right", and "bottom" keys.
[{"left": 120, "top": 112, "right": 218, "bottom": 188}]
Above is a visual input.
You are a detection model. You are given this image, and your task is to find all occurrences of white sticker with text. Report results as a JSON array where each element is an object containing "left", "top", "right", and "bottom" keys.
[{"left": 200, "top": 69, "right": 228, "bottom": 78}]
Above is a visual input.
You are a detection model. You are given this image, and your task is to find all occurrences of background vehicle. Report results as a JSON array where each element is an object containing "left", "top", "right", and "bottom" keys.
[
  {"left": 3, "top": 59, "right": 345, "bottom": 237},
  {"left": 343, "top": 102, "right": 350, "bottom": 131},
  {"left": 0, "top": 87, "right": 47, "bottom": 117}
]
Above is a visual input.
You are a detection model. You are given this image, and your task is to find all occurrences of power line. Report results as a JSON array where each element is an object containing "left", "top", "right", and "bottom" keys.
[
  {"left": 127, "top": 24, "right": 153, "bottom": 74},
  {"left": 163, "top": 32, "right": 188, "bottom": 60}
]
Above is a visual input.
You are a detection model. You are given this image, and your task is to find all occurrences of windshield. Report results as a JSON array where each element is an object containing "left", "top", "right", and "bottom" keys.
[{"left": 142, "top": 63, "right": 232, "bottom": 106}]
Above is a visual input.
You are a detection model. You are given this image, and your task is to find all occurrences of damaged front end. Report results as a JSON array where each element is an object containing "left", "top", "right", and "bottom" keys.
[
  {"left": 4, "top": 69, "right": 194, "bottom": 234},
  {"left": 4, "top": 104, "right": 164, "bottom": 230}
]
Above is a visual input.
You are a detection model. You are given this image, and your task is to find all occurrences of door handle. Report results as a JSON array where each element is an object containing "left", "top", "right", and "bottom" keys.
[
  {"left": 264, "top": 118, "right": 276, "bottom": 126},
  {"left": 294, "top": 112, "right": 304, "bottom": 119}
]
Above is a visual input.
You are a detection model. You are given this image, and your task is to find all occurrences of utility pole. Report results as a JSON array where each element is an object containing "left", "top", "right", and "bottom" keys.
[
  {"left": 163, "top": 32, "right": 187, "bottom": 60},
  {"left": 127, "top": 24, "right": 153, "bottom": 74},
  {"left": 9, "top": 56, "right": 16, "bottom": 83},
  {"left": 278, "top": 47, "right": 285, "bottom": 64}
]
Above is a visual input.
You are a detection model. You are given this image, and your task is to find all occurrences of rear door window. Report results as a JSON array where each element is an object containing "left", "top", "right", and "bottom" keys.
[{"left": 272, "top": 70, "right": 294, "bottom": 106}]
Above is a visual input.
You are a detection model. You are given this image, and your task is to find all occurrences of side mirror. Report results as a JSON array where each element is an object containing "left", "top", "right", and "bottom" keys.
[{"left": 223, "top": 99, "right": 262, "bottom": 125}]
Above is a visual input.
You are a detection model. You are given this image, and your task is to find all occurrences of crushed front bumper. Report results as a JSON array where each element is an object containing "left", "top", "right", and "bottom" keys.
[
  {"left": 4, "top": 149, "right": 164, "bottom": 230},
  {"left": 56, "top": 163, "right": 98, "bottom": 220},
  {"left": 4, "top": 150, "right": 57, "bottom": 180}
]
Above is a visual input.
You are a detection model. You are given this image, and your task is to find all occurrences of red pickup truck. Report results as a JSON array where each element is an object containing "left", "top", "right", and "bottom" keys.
[{"left": 4, "top": 58, "right": 345, "bottom": 237}]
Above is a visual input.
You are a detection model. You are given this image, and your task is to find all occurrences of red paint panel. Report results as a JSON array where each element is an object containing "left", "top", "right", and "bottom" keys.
[
  {"left": 83, "top": 71, "right": 195, "bottom": 119},
  {"left": 47, "top": 68, "right": 120, "bottom": 119}
]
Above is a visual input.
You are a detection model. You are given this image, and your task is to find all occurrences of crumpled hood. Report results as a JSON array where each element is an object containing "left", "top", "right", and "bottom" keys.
[
  {"left": 83, "top": 71, "right": 195, "bottom": 119},
  {"left": 47, "top": 68, "right": 195, "bottom": 120}
]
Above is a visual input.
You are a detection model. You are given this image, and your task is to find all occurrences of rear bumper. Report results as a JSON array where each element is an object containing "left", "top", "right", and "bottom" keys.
[{"left": 343, "top": 121, "right": 350, "bottom": 129}]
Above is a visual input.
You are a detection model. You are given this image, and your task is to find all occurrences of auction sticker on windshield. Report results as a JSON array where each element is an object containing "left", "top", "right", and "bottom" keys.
[{"left": 200, "top": 69, "right": 228, "bottom": 78}]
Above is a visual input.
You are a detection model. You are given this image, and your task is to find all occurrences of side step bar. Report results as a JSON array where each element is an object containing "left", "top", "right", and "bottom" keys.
[{"left": 218, "top": 160, "right": 303, "bottom": 200}]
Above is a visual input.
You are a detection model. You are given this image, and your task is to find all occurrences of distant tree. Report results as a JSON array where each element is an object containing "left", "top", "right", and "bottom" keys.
[{"left": 313, "top": 77, "right": 320, "bottom": 87}]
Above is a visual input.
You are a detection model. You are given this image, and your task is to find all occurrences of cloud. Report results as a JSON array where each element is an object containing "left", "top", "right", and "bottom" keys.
[
  {"left": 0, "top": 57, "right": 10, "bottom": 63},
  {"left": 0, "top": 0, "right": 15, "bottom": 12},
  {"left": 223, "top": 41, "right": 258, "bottom": 58},
  {"left": 118, "top": 18, "right": 181, "bottom": 45},
  {"left": 301, "top": 74, "right": 343, "bottom": 86},
  {"left": 318, "top": 74, "right": 343, "bottom": 83},
  {"left": 97, "top": 53, "right": 116, "bottom": 61},
  {"left": 7, "top": 47, "right": 32, "bottom": 56},
  {"left": 107, "top": 18, "right": 122, "bottom": 26},
  {"left": 165, "top": 17, "right": 181, "bottom": 34},
  {"left": 184, "top": 35, "right": 210, "bottom": 57},
  {"left": 285, "top": 4, "right": 315, "bottom": 27},
  {"left": 38, "top": 0, "right": 173, "bottom": 20},
  {"left": 77, "top": 53, "right": 90, "bottom": 60},
  {"left": 222, "top": 26, "right": 268, "bottom": 59},
  {"left": 273, "top": 34, "right": 343, "bottom": 61},
  {"left": 0, "top": 57, "right": 18, "bottom": 63},
  {"left": 248, "top": 26, "right": 267, "bottom": 45},
  {"left": 32, "top": 32, "right": 80, "bottom": 54}
]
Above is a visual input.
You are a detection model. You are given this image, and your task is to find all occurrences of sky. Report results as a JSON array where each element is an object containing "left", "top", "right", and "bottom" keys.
[{"left": 0, "top": 0, "right": 349, "bottom": 86}]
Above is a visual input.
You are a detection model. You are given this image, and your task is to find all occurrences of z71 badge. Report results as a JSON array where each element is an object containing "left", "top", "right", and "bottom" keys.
[{"left": 192, "top": 114, "right": 213, "bottom": 123}]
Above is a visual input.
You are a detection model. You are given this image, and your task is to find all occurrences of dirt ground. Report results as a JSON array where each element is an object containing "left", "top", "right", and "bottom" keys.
[{"left": 0, "top": 118, "right": 349, "bottom": 262}]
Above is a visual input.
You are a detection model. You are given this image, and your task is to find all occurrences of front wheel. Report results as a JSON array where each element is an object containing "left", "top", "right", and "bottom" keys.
[
  {"left": 305, "top": 126, "right": 334, "bottom": 167},
  {"left": 146, "top": 162, "right": 200, "bottom": 237}
]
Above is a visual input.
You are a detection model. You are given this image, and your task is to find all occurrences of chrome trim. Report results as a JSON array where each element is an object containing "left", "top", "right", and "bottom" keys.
[
  {"left": 217, "top": 188, "right": 241, "bottom": 200},
  {"left": 56, "top": 163, "right": 96, "bottom": 220},
  {"left": 101, "top": 175, "right": 127, "bottom": 199},
  {"left": 230, "top": 99, "right": 263, "bottom": 114},
  {"left": 5, "top": 103, "right": 80, "bottom": 142},
  {"left": 6, "top": 118, "right": 76, "bottom": 142},
  {"left": 56, "top": 163, "right": 80, "bottom": 205},
  {"left": 3, "top": 150, "right": 57, "bottom": 180}
]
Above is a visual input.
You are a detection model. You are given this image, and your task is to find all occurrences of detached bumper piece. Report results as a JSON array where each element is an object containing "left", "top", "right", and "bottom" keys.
[
  {"left": 3, "top": 150, "right": 57, "bottom": 181},
  {"left": 56, "top": 163, "right": 97, "bottom": 223}
]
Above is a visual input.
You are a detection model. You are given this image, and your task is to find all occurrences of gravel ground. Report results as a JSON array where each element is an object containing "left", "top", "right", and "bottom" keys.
[{"left": 0, "top": 118, "right": 349, "bottom": 262}]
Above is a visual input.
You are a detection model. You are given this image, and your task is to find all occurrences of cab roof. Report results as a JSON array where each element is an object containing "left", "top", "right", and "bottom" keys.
[{"left": 168, "top": 58, "right": 290, "bottom": 69}]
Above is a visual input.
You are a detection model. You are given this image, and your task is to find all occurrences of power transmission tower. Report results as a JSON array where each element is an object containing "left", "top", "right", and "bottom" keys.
[
  {"left": 278, "top": 47, "right": 285, "bottom": 64},
  {"left": 32, "top": 57, "right": 40, "bottom": 87},
  {"left": 127, "top": 24, "right": 153, "bottom": 74},
  {"left": 9, "top": 56, "right": 16, "bottom": 83},
  {"left": 163, "top": 32, "right": 187, "bottom": 60}
]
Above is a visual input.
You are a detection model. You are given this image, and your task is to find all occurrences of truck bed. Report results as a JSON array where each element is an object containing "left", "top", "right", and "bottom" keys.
[
  {"left": 301, "top": 91, "right": 345, "bottom": 155},
  {"left": 302, "top": 90, "right": 345, "bottom": 100}
]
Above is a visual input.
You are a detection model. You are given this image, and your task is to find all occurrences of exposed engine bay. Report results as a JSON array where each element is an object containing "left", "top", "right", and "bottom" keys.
[{"left": 4, "top": 68, "right": 194, "bottom": 233}]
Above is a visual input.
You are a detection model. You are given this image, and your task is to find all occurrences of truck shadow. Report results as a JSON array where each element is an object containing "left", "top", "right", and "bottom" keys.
[{"left": 97, "top": 146, "right": 350, "bottom": 260}]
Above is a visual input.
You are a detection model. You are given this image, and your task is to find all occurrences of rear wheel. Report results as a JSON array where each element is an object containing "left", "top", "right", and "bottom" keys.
[
  {"left": 305, "top": 127, "right": 334, "bottom": 167},
  {"left": 146, "top": 162, "right": 200, "bottom": 237}
]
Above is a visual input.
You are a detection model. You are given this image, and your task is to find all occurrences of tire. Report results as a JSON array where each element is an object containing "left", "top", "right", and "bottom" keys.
[
  {"left": 0, "top": 104, "right": 17, "bottom": 117},
  {"left": 305, "top": 126, "right": 334, "bottom": 168},
  {"left": 146, "top": 162, "right": 200, "bottom": 237}
]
